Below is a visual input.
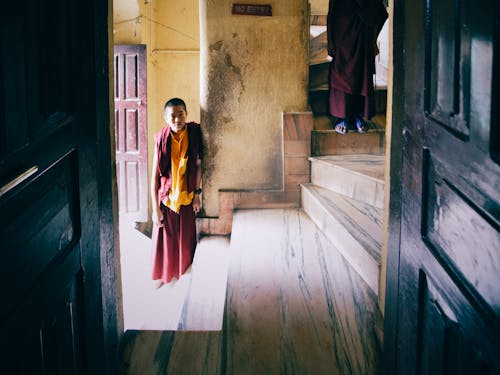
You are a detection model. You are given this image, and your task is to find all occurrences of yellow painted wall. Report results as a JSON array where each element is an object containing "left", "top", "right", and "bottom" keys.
[
  {"left": 309, "top": 0, "right": 328, "bottom": 15},
  {"left": 200, "top": 0, "right": 309, "bottom": 216},
  {"left": 113, "top": 0, "right": 309, "bottom": 218},
  {"left": 113, "top": 0, "right": 142, "bottom": 44},
  {"left": 114, "top": 0, "right": 309, "bottom": 218},
  {"left": 113, "top": 0, "right": 200, "bottom": 212}
]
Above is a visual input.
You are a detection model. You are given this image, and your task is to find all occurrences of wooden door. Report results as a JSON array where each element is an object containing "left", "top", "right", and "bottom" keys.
[
  {"left": 385, "top": 0, "right": 500, "bottom": 373},
  {"left": 114, "top": 45, "right": 148, "bottom": 222},
  {"left": 0, "top": 0, "right": 117, "bottom": 373}
]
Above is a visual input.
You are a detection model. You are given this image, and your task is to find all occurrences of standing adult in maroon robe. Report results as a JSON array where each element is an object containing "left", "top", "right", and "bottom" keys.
[{"left": 327, "top": 0, "right": 388, "bottom": 134}]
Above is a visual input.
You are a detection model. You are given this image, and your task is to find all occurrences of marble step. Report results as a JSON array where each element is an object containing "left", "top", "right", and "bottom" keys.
[
  {"left": 309, "top": 89, "right": 329, "bottom": 115},
  {"left": 225, "top": 209, "right": 380, "bottom": 374},
  {"left": 301, "top": 183, "right": 382, "bottom": 295},
  {"left": 309, "top": 61, "right": 330, "bottom": 90},
  {"left": 120, "top": 233, "right": 230, "bottom": 331},
  {"left": 310, "top": 154, "right": 385, "bottom": 209},
  {"left": 314, "top": 113, "right": 386, "bottom": 131},
  {"left": 178, "top": 236, "right": 230, "bottom": 330},
  {"left": 121, "top": 330, "right": 223, "bottom": 375},
  {"left": 313, "top": 114, "right": 335, "bottom": 130},
  {"left": 309, "top": 83, "right": 388, "bottom": 118},
  {"left": 312, "top": 127, "right": 385, "bottom": 156},
  {"left": 309, "top": 29, "right": 330, "bottom": 66}
]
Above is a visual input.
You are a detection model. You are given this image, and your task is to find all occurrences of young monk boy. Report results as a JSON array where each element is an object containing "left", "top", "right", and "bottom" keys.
[{"left": 150, "top": 98, "right": 203, "bottom": 288}]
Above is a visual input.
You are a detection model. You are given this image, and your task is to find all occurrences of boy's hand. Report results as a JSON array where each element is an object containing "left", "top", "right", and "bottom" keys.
[
  {"left": 193, "top": 194, "right": 201, "bottom": 214},
  {"left": 152, "top": 209, "right": 163, "bottom": 226}
]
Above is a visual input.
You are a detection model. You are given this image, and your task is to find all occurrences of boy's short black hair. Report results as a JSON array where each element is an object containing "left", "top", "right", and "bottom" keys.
[{"left": 164, "top": 97, "right": 187, "bottom": 111}]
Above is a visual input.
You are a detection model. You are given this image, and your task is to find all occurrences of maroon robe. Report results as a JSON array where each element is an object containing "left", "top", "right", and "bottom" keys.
[
  {"left": 327, "top": 0, "right": 388, "bottom": 120},
  {"left": 151, "top": 122, "right": 204, "bottom": 283}
]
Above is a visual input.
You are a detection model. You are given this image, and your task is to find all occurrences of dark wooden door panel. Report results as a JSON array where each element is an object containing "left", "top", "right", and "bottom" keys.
[
  {"left": 387, "top": 0, "right": 500, "bottom": 373},
  {"left": 422, "top": 150, "right": 500, "bottom": 314},
  {"left": 0, "top": 151, "right": 80, "bottom": 320},
  {"left": 0, "top": 0, "right": 116, "bottom": 373},
  {"left": 424, "top": 0, "right": 470, "bottom": 138},
  {"left": 417, "top": 266, "right": 499, "bottom": 375},
  {"left": 0, "top": 249, "right": 84, "bottom": 374},
  {"left": 114, "top": 45, "right": 148, "bottom": 221},
  {"left": 0, "top": 14, "right": 29, "bottom": 158},
  {"left": 1, "top": 0, "right": 77, "bottom": 179}
]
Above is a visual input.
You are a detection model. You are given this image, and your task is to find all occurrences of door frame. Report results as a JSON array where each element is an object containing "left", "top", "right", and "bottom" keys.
[
  {"left": 93, "top": 0, "right": 123, "bottom": 370},
  {"left": 382, "top": 0, "right": 405, "bottom": 372}
]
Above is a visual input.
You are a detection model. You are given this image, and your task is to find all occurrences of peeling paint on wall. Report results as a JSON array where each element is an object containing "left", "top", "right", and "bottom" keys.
[{"left": 200, "top": 0, "right": 309, "bottom": 216}]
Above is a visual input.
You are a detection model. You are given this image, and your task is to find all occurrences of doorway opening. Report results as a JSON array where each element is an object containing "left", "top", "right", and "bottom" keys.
[{"left": 112, "top": 1, "right": 230, "bottom": 331}]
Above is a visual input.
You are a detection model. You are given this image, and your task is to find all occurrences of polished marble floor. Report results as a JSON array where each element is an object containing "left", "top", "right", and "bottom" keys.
[
  {"left": 119, "top": 218, "right": 230, "bottom": 330},
  {"left": 122, "top": 208, "right": 380, "bottom": 374},
  {"left": 225, "top": 209, "right": 379, "bottom": 374}
]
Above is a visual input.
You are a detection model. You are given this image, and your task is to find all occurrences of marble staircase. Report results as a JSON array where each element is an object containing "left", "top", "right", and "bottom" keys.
[
  {"left": 308, "top": 15, "right": 387, "bottom": 156},
  {"left": 305, "top": 14, "right": 387, "bottom": 297},
  {"left": 301, "top": 154, "right": 385, "bottom": 296}
]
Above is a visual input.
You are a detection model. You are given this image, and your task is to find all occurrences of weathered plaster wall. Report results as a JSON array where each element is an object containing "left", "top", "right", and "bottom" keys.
[{"left": 200, "top": 0, "right": 309, "bottom": 216}]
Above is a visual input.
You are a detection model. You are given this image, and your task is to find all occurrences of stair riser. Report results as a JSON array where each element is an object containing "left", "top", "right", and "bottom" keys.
[
  {"left": 301, "top": 187, "right": 380, "bottom": 295},
  {"left": 310, "top": 161, "right": 384, "bottom": 209},
  {"left": 312, "top": 131, "right": 385, "bottom": 156},
  {"left": 309, "top": 62, "right": 329, "bottom": 89},
  {"left": 309, "top": 91, "right": 329, "bottom": 115}
]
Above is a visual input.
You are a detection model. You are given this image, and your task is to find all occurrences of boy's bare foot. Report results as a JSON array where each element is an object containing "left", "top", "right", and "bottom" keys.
[{"left": 155, "top": 280, "right": 165, "bottom": 289}]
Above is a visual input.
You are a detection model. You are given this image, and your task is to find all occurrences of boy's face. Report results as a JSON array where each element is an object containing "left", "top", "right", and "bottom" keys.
[{"left": 164, "top": 105, "right": 187, "bottom": 133}]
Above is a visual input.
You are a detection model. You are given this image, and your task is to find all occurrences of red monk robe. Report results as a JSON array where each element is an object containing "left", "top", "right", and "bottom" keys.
[
  {"left": 151, "top": 122, "right": 203, "bottom": 284},
  {"left": 327, "top": 0, "right": 388, "bottom": 123}
]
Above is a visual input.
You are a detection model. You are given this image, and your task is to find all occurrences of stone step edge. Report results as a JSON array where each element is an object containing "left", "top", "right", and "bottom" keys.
[
  {"left": 312, "top": 128, "right": 385, "bottom": 136},
  {"left": 301, "top": 184, "right": 381, "bottom": 295},
  {"left": 309, "top": 155, "right": 386, "bottom": 185},
  {"left": 301, "top": 183, "right": 382, "bottom": 263},
  {"left": 308, "top": 82, "right": 389, "bottom": 92},
  {"left": 308, "top": 157, "right": 385, "bottom": 210}
]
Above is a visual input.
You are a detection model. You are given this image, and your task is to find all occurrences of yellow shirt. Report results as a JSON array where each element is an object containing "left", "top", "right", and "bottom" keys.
[{"left": 163, "top": 128, "right": 194, "bottom": 213}]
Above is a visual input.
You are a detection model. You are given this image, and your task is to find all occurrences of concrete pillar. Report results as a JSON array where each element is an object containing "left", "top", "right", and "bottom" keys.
[{"left": 200, "top": 0, "right": 309, "bottom": 216}]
